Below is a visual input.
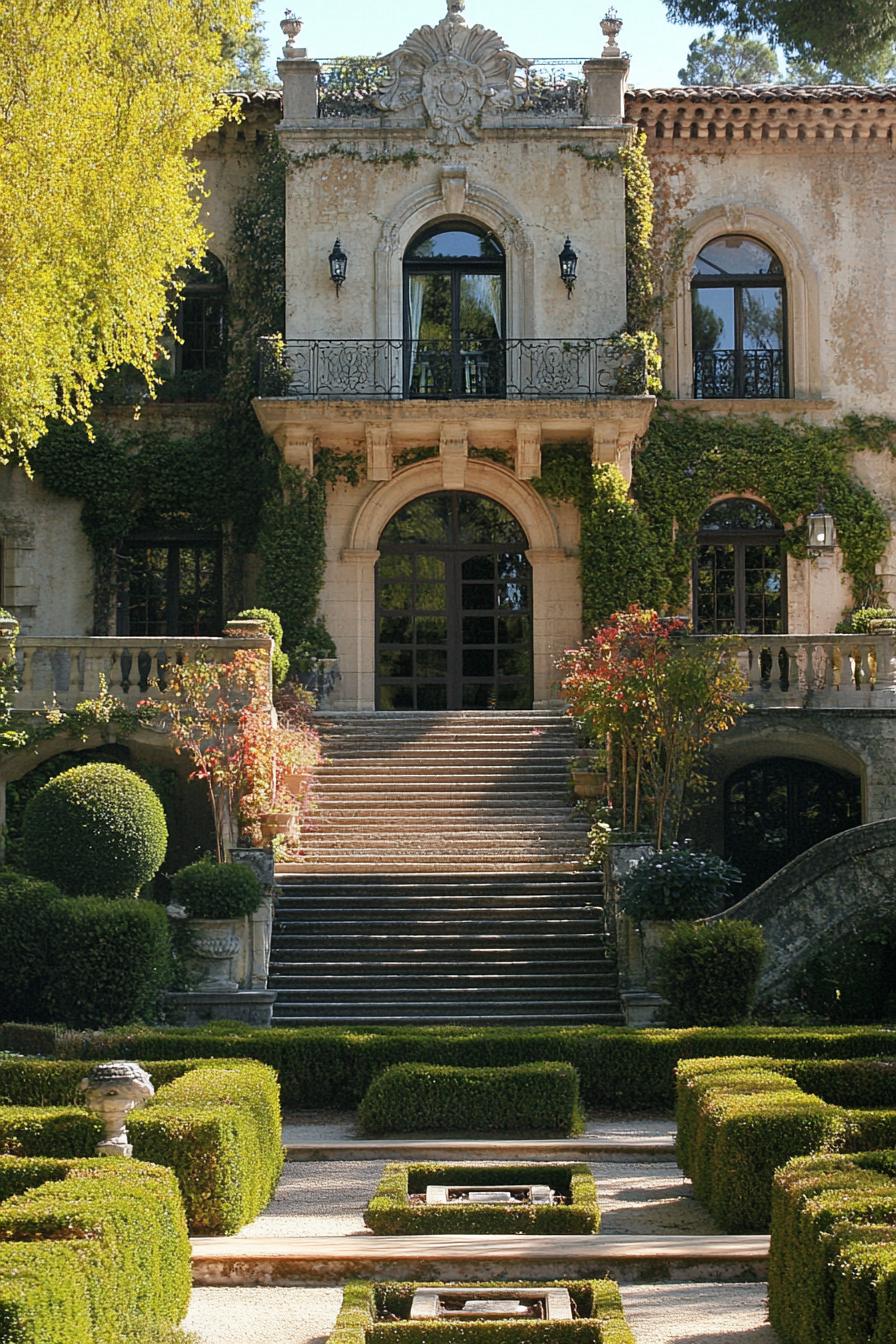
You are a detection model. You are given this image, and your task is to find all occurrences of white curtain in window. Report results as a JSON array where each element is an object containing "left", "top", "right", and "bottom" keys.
[
  {"left": 467, "top": 273, "right": 503, "bottom": 338},
  {"left": 407, "top": 276, "right": 426, "bottom": 388}
]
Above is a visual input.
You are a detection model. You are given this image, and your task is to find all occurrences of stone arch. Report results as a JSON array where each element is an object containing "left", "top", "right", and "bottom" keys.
[
  {"left": 336, "top": 460, "right": 576, "bottom": 709},
  {"left": 374, "top": 175, "right": 535, "bottom": 343},
  {"left": 666, "top": 204, "right": 821, "bottom": 400}
]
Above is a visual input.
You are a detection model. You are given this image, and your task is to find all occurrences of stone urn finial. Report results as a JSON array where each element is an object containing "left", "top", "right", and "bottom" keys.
[
  {"left": 600, "top": 6, "right": 623, "bottom": 57},
  {"left": 447, "top": 0, "right": 466, "bottom": 14},
  {"left": 78, "top": 1061, "right": 154, "bottom": 1157},
  {"left": 280, "top": 10, "right": 304, "bottom": 56}
]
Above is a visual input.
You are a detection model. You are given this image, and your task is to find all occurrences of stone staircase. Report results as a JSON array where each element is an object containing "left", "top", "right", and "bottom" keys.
[{"left": 271, "top": 712, "right": 621, "bottom": 1025}]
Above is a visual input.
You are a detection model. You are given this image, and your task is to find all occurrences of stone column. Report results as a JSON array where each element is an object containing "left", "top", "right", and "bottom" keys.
[{"left": 278, "top": 57, "right": 321, "bottom": 122}]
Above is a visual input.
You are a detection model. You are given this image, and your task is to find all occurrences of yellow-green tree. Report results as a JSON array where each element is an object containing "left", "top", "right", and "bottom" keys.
[{"left": 0, "top": 0, "right": 252, "bottom": 467}]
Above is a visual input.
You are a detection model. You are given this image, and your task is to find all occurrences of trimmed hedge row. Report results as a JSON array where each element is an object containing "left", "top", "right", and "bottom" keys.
[
  {"left": 0, "top": 1057, "right": 282, "bottom": 1234},
  {"left": 769, "top": 1151, "right": 896, "bottom": 1344},
  {"left": 357, "top": 1062, "right": 584, "bottom": 1137},
  {"left": 364, "top": 1163, "right": 599, "bottom": 1235},
  {"left": 0, "top": 1157, "right": 190, "bottom": 1344},
  {"left": 329, "top": 1280, "right": 635, "bottom": 1344},
  {"left": 675, "top": 1056, "right": 896, "bottom": 1232},
  {"left": 0, "top": 1058, "right": 193, "bottom": 1107},
  {"left": 12, "top": 1021, "right": 896, "bottom": 1111}
]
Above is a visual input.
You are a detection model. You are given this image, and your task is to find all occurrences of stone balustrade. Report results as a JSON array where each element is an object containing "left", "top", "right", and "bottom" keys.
[
  {"left": 2, "top": 634, "right": 272, "bottom": 714},
  {"left": 724, "top": 633, "right": 896, "bottom": 707}
]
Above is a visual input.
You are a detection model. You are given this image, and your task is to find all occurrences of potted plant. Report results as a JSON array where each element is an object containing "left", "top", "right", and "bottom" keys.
[
  {"left": 171, "top": 858, "right": 264, "bottom": 992},
  {"left": 570, "top": 749, "right": 608, "bottom": 800},
  {"left": 618, "top": 844, "right": 743, "bottom": 988}
]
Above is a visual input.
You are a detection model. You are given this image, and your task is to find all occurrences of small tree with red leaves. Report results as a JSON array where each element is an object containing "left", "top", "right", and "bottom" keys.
[{"left": 559, "top": 605, "right": 747, "bottom": 848}]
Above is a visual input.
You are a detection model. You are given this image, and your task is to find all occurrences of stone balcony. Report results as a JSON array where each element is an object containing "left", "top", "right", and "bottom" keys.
[
  {"left": 725, "top": 633, "right": 896, "bottom": 709},
  {"left": 2, "top": 632, "right": 272, "bottom": 716}
]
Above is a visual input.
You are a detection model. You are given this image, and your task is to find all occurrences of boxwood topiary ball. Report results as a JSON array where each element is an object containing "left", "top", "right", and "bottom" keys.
[
  {"left": 171, "top": 857, "right": 263, "bottom": 920},
  {"left": 22, "top": 762, "right": 168, "bottom": 898}
]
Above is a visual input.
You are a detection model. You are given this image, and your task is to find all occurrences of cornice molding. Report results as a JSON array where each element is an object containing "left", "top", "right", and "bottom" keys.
[{"left": 627, "top": 86, "right": 896, "bottom": 145}]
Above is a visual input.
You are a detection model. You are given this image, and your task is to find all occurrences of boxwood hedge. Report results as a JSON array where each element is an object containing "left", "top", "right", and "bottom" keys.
[
  {"left": 675, "top": 1056, "right": 896, "bottom": 1232},
  {"left": 10, "top": 1021, "right": 896, "bottom": 1112},
  {"left": 0, "top": 1057, "right": 282, "bottom": 1234},
  {"left": 769, "top": 1151, "right": 896, "bottom": 1344},
  {"left": 0, "top": 1157, "right": 190, "bottom": 1344},
  {"left": 328, "top": 1280, "right": 635, "bottom": 1344},
  {"left": 364, "top": 1163, "right": 600, "bottom": 1235},
  {"left": 357, "top": 1062, "right": 584, "bottom": 1137}
]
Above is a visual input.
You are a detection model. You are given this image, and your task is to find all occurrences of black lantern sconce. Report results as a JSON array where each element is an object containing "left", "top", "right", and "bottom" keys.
[
  {"left": 328, "top": 238, "right": 348, "bottom": 295},
  {"left": 808, "top": 499, "right": 836, "bottom": 554},
  {"left": 559, "top": 237, "right": 578, "bottom": 299}
]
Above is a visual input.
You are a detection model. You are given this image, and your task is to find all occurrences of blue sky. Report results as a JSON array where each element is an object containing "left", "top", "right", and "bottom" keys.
[{"left": 256, "top": 0, "right": 710, "bottom": 88}]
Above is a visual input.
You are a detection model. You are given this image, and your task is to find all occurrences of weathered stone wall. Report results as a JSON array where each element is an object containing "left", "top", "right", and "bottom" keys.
[{"left": 0, "top": 466, "right": 93, "bottom": 634}]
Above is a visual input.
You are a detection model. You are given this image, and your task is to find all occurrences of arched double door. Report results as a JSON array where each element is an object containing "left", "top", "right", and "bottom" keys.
[{"left": 375, "top": 491, "right": 533, "bottom": 711}]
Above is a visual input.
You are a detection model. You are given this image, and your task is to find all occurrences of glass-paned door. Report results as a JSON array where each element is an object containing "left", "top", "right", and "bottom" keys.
[
  {"left": 691, "top": 235, "right": 787, "bottom": 398},
  {"left": 404, "top": 224, "right": 505, "bottom": 399},
  {"left": 376, "top": 492, "right": 533, "bottom": 710},
  {"left": 724, "top": 757, "right": 861, "bottom": 891},
  {"left": 693, "top": 499, "right": 786, "bottom": 635},
  {"left": 117, "top": 535, "right": 222, "bottom": 637}
]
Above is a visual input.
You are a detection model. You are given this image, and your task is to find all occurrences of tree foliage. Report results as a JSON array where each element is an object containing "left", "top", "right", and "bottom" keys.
[
  {"left": 0, "top": 0, "right": 253, "bottom": 467},
  {"left": 664, "top": 0, "right": 896, "bottom": 76},
  {"left": 679, "top": 29, "right": 781, "bottom": 83}
]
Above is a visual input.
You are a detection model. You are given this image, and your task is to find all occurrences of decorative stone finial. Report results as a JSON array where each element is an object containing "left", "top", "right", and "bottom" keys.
[
  {"left": 78, "top": 1061, "right": 154, "bottom": 1158},
  {"left": 600, "top": 7, "right": 623, "bottom": 58},
  {"left": 280, "top": 10, "right": 304, "bottom": 57},
  {"left": 447, "top": 0, "right": 466, "bottom": 13}
]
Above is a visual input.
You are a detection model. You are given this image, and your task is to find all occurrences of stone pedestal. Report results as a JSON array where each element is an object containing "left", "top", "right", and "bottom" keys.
[{"left": 162, "top": 990, "right": 276, "bottom": 1027}]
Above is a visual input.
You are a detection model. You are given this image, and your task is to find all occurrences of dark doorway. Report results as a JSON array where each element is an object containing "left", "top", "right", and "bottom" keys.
[
  {"left": 724, "top": 756, "right": 862, "bottom": 892},
  {"left": 375, "top": 491, "right": 533, "bottom": 711}
]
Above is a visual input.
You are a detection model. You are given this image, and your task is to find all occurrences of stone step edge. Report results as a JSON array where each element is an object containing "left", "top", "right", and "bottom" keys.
[
  {"left": 190, "top": 1233, "right": 769, "bottom": 1287},
  {"left": 283, "top": 1137, "right": 675, "bottom": 1162}
]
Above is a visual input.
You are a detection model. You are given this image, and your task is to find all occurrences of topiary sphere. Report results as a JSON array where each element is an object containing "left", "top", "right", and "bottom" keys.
[{"left": 22, "top": 763, "right": 168, "bottom": 899}]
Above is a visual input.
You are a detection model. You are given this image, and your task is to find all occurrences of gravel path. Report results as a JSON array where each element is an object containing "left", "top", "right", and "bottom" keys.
[
  {"left": 620, "top": 1284, "right": 777, "bottom": 1343},
  {"left": 184, "top": 1288, "right": 342, "bottom": 1344}
]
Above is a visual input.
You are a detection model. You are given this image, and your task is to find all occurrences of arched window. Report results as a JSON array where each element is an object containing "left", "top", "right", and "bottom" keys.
[
  {"left": 694, "top": 498, "right": 786, "bottom": 635},
  {"left": 404, "top": 223, "right": 505, "bottom": 399},
  {"left": 725, "top": 757, "right": 861, "bottom": 891},
  {"left": 175, "top": 253, "right": 228, "bottom": 378},
  {"left": 691, "top": 235, "right": 787, "bottom": 399}
]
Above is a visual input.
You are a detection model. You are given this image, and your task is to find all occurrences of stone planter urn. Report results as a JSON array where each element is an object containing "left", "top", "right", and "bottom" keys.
[
  {"left": 186, "top": 918, "right": 244, "bottom": 991},
  {"left": 571, "top": 768, "right": 607, "bottom": 800},
  {"left": 78, "top": 1060, "right": 154, "bottom": 1157},
  {"left": 259, "top": 809, "right": 293, "bottom": 841}
]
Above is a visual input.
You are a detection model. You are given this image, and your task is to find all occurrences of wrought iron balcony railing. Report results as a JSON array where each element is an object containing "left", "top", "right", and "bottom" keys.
[
  {"left": 693, "top": 348, "right": 787, "bottom": 399},
  {"left": 257, "top": 337, "right": 647, "bottom": 401},
  {"left": 316, "top": 57, "right": 587, "bottom": 120}
]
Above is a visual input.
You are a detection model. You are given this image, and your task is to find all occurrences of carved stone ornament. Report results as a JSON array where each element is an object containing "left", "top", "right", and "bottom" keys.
[
  {"left": 373, "top": 0, "right": 531, "bottom": 146},
  {"left": 78, "top": 1061, "right": 154, "bottom": 1158}
]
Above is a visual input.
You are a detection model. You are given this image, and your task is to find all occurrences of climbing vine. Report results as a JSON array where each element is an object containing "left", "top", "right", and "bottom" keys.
[{"left": 534, "top": 445, "right": 664, "bottom": 628}]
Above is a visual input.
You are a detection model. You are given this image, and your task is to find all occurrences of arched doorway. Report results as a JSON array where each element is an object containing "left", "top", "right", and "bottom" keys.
[
  {"left": 724, "top": 756, "right": 862, "bottom": 891},
  {"left": 375, "top": 491, "right": 533, "bottom": 710}
]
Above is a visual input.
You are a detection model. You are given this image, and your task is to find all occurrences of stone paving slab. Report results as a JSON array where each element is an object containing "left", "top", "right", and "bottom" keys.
[
  {"left": 191, "top": 1233, "right": 769, "bottom": 1286},
  {"left": 286, "top": 1137, "right": 675, "bottom": 1161},
  {"left": 620, "top": 1283, "right": 778, "bottom": 1343}
]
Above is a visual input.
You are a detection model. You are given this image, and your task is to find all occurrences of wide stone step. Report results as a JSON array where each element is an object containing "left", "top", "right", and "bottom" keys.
[
  {"left": 190, "top": 1233, "right": 769, "bottom": 1287},
  {"left": 282, "top": 862, "right": 584, "bottom": 874},
  {"left": 269, "top": 971, "right": 618, "bottom": 990}
]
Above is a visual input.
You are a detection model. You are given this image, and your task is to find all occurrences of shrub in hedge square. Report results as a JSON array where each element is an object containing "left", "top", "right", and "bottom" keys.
[
  {"left": 357, "top": 1062, "right": 584, "bottom": 1136},
  {"left": 0, "top": 1157, "right": 190, "bottom": 1344},
  {"left": 364, "top": 1163, "right": 600, "bottom": 1235},
  {"left": 769, "top": 1152, "right": 896, "bottom": 1344},
  {"left": 130, "top": 1059, "right": 283, "bottom": 1233},
  {"left": 658, "top": 920, "right": 765, "bottom": 1026},
  {"left": 328, "top": 1279, "right": 636, "bottom": 1344}
]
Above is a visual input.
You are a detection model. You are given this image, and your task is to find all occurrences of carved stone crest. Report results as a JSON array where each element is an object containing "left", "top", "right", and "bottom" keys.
[{"left": 374, "top": 0, "right": 531, "bottom": 146}]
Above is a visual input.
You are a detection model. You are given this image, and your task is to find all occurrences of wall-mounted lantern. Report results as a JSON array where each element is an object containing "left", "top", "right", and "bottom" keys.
[
  {"left": 808, "top": 500, "right": 836, "bottom": 554},
  {"left": 328, "top": 239, "right": 348, "bottom": 295},
  {"left": 558, "top": 238, "right": 578, "bottom": 299}
]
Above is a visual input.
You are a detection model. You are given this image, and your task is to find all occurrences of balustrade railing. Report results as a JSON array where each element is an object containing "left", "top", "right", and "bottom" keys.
[
  {"left": 6, "top": 636, "right": 271, "bottom": 715},
  {"left": 258, "top": 336, "right": 647, "bottom": 400},
  {"left": 693, "top": 348, "right": 787, "bottom": 399},
  {"left": 719, "top": 634, "right": 896, "bottom": 706}
]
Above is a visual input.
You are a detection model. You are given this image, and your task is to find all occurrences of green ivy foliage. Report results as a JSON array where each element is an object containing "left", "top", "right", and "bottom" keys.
[
  {"left": 633, "top": 410, "right": 894, "bottom": 611},
  {"left": 534, "top": 445, "right": 664, "bottom": 626}
]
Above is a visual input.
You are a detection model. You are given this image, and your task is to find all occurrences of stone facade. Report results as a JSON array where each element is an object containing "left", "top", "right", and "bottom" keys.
[{"left": 4, "top": 4, "right": 896, "bottom": 868}]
